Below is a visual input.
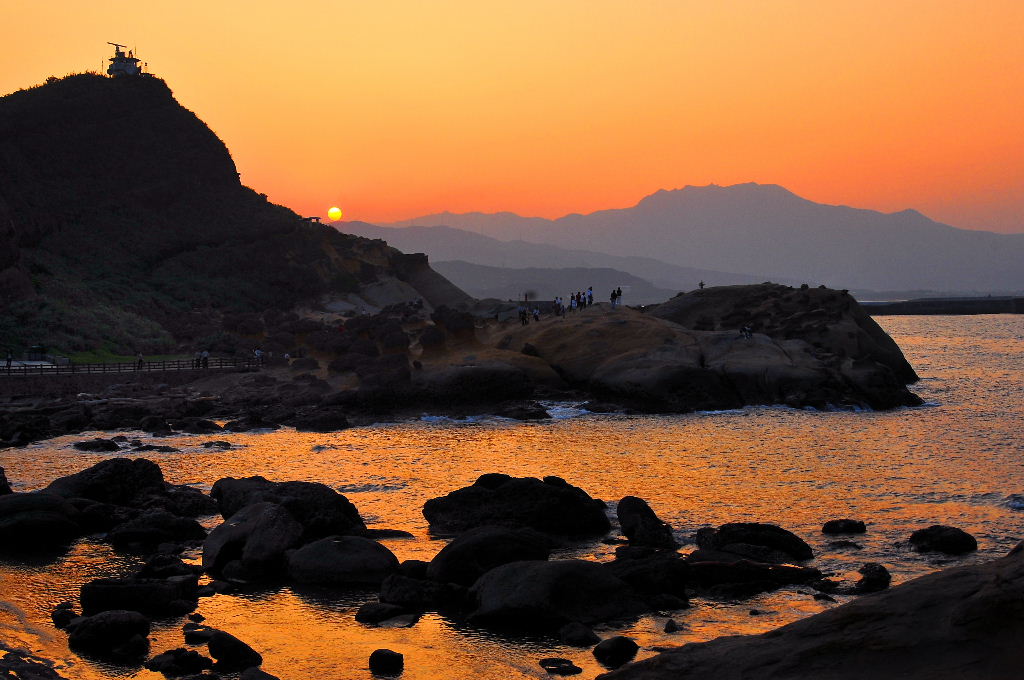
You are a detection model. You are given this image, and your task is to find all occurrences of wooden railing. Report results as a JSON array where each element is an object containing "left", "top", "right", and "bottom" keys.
[{"left": 0, "top": 357, "right": 259, "bottom": 377}]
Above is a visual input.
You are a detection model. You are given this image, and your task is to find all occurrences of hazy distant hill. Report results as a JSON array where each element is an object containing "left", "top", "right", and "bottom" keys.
[
  {"left": 388, "top": 184, "right": 1024, "bottom": 292},
  {"left": 341, "top": 222, "right": 782, "bottom": 292},
  {"left": 430, "top": 260, "right": 678, "bottom": 304}
]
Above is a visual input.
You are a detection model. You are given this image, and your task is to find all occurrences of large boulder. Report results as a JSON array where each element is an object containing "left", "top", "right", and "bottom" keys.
[
  {"left": 909, "top": 525, "right": 978, "bottom": 555},
  {"left": 695, "top": 523, "right": 813, "bottom": 563},
  {"left": 423, "top": 475, "right": 610, "bottom": 537},
  {"left": 0, "top": 492, "right": 82, "bottom": 550},
  {"left": 426, "top": 526, "right": 553, "bottom": 586},
  {"left": 45, "top": 458, "right": 165, "bottom": 507},
  {"left": 203, "top": 502, "right": 304, "bottom": 579},
  {"left": 617, "top": 497, "right": 677, "bottom": 549},
  {"left": 210, "top": 476, "right": 365, "bottom": 540},
  {"left": 468, "top": 559, "right": 648, "bottom": 628},
  {"left": 144, "top": 648, "right": 215, "bottom": 677},
  {"left": 287, "top": 535, "right": 399, "bottom": 586},
  {"left": 67, "top": 610, "right": 150, "bottom": 662}
]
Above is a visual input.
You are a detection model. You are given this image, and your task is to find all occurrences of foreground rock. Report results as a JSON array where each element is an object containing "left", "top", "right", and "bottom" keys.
[
  {"left": 0, "top": 645, "right": 69, "bottom": 680},
  {"left": 600, "top": 542, "right": 1024, "bottom": 680},
  {"left": 423, "top": 474, "right": 610, "bottom": 537},
  {"left": 0, "top": 493, "right": 83, "bottom": 550}
]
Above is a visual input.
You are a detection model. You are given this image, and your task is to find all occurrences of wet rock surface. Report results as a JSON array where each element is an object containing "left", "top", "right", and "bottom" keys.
[{"left": 909, "top": 525, "right": 978, "bottom": 554}]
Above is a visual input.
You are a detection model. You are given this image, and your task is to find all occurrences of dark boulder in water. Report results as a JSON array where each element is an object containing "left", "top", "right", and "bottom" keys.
[
  {"left": 80, "top": 575, "right": 198, "bottom": 616},
  {"left": 594, "top": 636, "right": 639, "bottom": 669},
  {"left": 287, "top": 535, "right": 399, "bottom": 586},
  {"left": 617, "top": 497, "right": 677, "bottom": 549},
  {"left": 686, "top": 557, "right": 822, "bottom": 597},
  {"left": 695, "top": 522, "right": 813, "bottom": 563},
  {"left": 107, "top": 508, "right": 206, "bottom": 550},
  {"left": 368, "top": 648, "right": 404, "bottom": 675},
  {"left": 822, "top": 519, "right": 866, "bottom": 535},
  {"left": 540, "top": 657, "right": 583, "bottom": 675},
  {"left": 853, "top": 562, "right": 891, "bottom": 593},
  {"left": 210, "top": 476, "right": 365, "bottom": 541},
  {"left": 468, "top": 559, "right": 648, "bottom": 628},
  {"left": 355, "top": 602, "right": 408, "bottom": 624},
  {"left": 67, "top": 610, "right": 150, "bottom": 662},
  {"left": 0, "top": 492, "right": 83, "bottom": 550},
  {"left": 45, "top": 458, "right": 165, "bottom": 507},
  {"left": 207, "top": 630, "right": 263, "bottom": 672},
  {"left": 203, "top": 501, "right": 304, "bottom": 579},
  {"left": 144, "top": 648, "right": 214, "bottom": 677},
  {"left": 604, "top": 552, "right": 689, "bottom": 604},
  {"left": 72, "top": 438, "right": 121, "bottom": 452},
  {"left": 426, "top": 525, "right": 553, "bottom": 586},
  {"left": 909, "top": 525, "right": 978, "bottom": 555},
  {"left": 423, "top": 475, "right": 610, "bottom": 537},
  {"left": 0, "top": 467, "right": 12, "bottom": 495},
  {"left": 379, "top": 574, "right": 467, "bottom": 610}
]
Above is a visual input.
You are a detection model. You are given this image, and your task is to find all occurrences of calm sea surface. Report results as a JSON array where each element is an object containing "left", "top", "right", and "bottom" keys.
[{"left": 2, "top": 315, "right": 1022, "bottom": 679}]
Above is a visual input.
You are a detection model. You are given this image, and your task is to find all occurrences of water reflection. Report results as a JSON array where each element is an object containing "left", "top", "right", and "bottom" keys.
[{"left": 1, "top": 315, "right": 1022, "bottom": 680}]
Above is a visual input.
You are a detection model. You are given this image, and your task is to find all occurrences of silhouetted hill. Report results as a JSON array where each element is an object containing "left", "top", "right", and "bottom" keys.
[
  {"left": 340, "top": 222, "right": 785, "bottom": 291},
  {"left": 0, "top": 74, "right": 468, "bottom": 354},
  {"left": 389, "top": 184, "right": 1024, "bottom": 292},
  {"left": 430, "top": 260, "right": 679, "bottom": 304}
]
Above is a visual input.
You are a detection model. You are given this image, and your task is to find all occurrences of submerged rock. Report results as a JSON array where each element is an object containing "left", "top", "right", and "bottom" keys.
[
  {"left": 422, "top": 475, "right": 610, "bottom": 537},
  {"left": 145, "top": 648, "right": 215, "bottom": 677},
  {"left": 853, "top": 562, "right": 891, "bottom": 594},
  {"left": 207, "top": 630, "right": 263, "bottom": 672},
  {"left": 72, "top": 438, "right": 121, "bottom": 452}
]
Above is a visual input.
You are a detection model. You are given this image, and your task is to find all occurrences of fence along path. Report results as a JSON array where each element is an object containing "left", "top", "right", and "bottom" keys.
[{"left": 1, "top": 357, "right": 259, "bottom": 377}]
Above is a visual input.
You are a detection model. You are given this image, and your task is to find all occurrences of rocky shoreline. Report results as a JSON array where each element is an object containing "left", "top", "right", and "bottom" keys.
[
  {"left": 1, "top": 284, "right": 922, "bottom": 449},
  {"left": 2, "top": 459, "right": 1006, "bottom": 680}
]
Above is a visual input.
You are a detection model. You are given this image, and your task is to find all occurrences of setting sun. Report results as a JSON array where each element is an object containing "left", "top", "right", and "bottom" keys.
[{"left": 327, "top": 206, "right": 342, "bottom": 221}]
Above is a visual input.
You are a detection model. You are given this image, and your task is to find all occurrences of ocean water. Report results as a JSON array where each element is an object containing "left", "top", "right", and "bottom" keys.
[{"left": 1, "top": 315, "right": 1022, "bottom": 679}]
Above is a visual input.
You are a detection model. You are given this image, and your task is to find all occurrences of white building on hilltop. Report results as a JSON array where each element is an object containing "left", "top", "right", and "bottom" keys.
[{"left": 106, "top": 42, "right": 143, "bottom": 77}]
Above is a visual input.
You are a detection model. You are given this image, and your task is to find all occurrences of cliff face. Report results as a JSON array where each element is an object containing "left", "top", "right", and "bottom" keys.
[{"left": 0, "top": 74, "right": 469, "bottom": 353}]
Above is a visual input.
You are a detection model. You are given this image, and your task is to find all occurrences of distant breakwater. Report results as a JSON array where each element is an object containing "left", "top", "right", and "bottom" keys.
[{"left": 864, "top": 296, "right": 1024, "bottom": 315}]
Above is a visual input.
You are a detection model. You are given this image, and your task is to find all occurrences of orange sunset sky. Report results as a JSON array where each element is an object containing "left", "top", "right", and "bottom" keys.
[{"left": 3, "top": 1, "right": 1022, "bottom": 232}]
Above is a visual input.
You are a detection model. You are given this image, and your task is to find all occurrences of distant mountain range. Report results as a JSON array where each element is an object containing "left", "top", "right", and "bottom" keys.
[
  {"left": 385, "top": 184, "right": 1024, "bottom": 293},
  {"left": 341, "top": 222, "right": 792, "bottom": 303}
]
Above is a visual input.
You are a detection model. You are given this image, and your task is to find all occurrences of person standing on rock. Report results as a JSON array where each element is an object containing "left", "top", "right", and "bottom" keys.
[
  {"left": 610, "top": 288, "right": 618, "bottom": 309},
  {"left": 615, "top": 287, "right": 623, "bottom": 306}
]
